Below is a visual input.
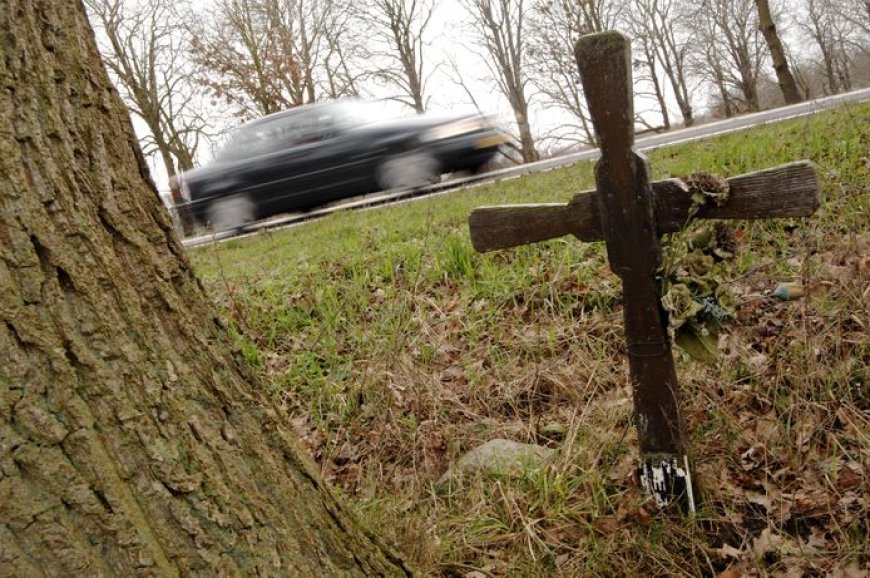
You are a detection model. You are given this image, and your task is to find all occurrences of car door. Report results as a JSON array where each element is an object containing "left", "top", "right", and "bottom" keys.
[
  {"left": 251, "top": 110, "right": 363, "bottom": 215},
  {"left": 298, "top": 122, "right": 378, "bottom": 204},
  {"left": 241, "top": 112, "right": 320, "bottom": 215}
]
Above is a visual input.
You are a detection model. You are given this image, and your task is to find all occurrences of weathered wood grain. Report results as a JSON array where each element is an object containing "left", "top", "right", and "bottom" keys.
[
  {"left": 469, "top": 161, "right": 819, "bottom": 252},
  {"left": 576, "top": 31, "right": 687, "bottom": 463},
  {"left": 656, "top": 160, "right": 820, "bottom": 231}
]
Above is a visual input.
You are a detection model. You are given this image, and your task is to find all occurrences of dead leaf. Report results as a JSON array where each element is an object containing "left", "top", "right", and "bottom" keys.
[
  {"left": 634, "top": 505, "right": 653, "bottom": 527},
  {"left": 540, "top": 523, "right": 588, "bottom": 545},
  {"left": 593, "top": 516, "right": 618, "bottom": 535},
  {"left": 829, "top": 560, "right": 868, "bottom": 578},
  {"left": 794, "top": 489, "right": 836, "bottom": 516},
  {"left": 747, "top": 353, "right": 769, "bottom": 370},
  {"left": 439, "top": 365, "right": 466, "bottom": 383},
  {"left": 740, "top": 444, "right": 765, "bottom": 471},
  {"left": 746, "top": 491, "right": 772, "bottom": 513},
  {"left": 716, "top": 570, "right": 742, "bottom": 578},
  {"left": 715, "top": 543, "right": 744, "bottom": 560},
  {"left": 780, "top": 560, "right": 808, "bottom": 578},
  {"left": 752, "top": 527, "right": 782, "bottom": 559},
  {"left": 803, "top": 527, "right": 828, "bottom": 550},
  {"left": 836, "top": 462, "right": 863, "bottom": 491},
  {"left": 753, "top": 412, "right": 779, "bottom": 441}
]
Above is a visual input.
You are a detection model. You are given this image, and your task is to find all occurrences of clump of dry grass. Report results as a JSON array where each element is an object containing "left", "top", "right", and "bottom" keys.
[{"left": 192, "top": 102, "right": 868, "bottom": 576}]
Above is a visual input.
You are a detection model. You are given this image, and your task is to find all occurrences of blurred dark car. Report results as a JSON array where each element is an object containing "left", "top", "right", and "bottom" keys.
[{"left": 180, "top": 100, "right": 508, "bottom": 230}]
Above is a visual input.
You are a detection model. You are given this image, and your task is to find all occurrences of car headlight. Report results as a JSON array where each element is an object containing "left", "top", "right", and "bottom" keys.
[{"left": 426, "top": 117, "right": 490, "bottom": 141}]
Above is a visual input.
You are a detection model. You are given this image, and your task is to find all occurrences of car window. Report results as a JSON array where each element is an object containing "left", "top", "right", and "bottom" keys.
[
  {"left": 211, "top": 100, "right": 414, "bottom": 163},
  {"left": 214, "top": 108, "right": 341, "bottom": 162},
  {"left": 280, "top": 111, "right": 338, "bottom": 146},
  {"left": 214, "top": 121, "right": 282, "bottom": 161}
]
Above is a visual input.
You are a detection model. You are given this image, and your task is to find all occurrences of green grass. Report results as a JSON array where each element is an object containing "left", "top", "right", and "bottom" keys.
[{"left": 191, "top": 102, "right": 869, "bottom": 576}]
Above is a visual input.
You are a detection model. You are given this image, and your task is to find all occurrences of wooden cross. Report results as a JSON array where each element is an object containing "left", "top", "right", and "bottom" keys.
[{"left": 467, "top": 31, "right": 820, "bottom": 512}]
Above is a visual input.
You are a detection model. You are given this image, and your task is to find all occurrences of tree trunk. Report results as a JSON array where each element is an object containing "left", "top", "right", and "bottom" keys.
[
  {"left": 755, "top": 0, "right": 802, "bottom": 104},
  {"left": 514, "top": 109, "right": 540, "bottom": 163},
  {"left": 735, "top": 47, "right": 760, "bottom": 111},
  {"left": 158, "top": 146, "right": 195, "bottom": 238},
  {"left": 710, "top": 54, "right": 735, "bottom": 117},
  {"left": 170, "top": 151, "right": 196, "bottom": 238},
  {"left": 643, "top": 48, "right": 671, "bottom": 129},
  {"left": 0, "top": 2, "right": 413, "bottom": 576}
]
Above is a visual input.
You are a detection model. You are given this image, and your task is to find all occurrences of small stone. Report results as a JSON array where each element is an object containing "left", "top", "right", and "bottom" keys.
[{"left": 437, "top": 438, "right": 554, "bottom": 489}]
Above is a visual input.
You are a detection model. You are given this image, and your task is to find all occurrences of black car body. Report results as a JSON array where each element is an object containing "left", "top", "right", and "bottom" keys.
[{"left": 180, "top": 100, "right": 508, "bottom": 230}]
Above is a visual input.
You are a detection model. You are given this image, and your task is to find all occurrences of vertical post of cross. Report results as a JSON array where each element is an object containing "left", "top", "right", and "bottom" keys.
[{"left": 574, "top": 32, "right": 695, "bottom": 511}]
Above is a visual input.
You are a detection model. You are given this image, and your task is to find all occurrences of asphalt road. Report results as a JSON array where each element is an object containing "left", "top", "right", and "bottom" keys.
[{"left": 182, "top": 86, "right": 870, "bottom": 249}]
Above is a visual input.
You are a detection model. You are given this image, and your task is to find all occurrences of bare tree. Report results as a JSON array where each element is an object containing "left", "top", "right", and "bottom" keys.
[
  {"left": 320, "top": 0, "right": 368, "bottom": 98},
  {"left": 636, "top": 44, "right": 672, "bottom": 128},
  {"left": 461, "top": 0, "right": 539, "bottom": 163},
  {"left": 527, "top": 0, "right": 622, "bottom": 146},
  {"left": 268, "top": 0, "right": 366, "bottom": 100},
  {"left": 1, "top": 1, "right": 414, "bottom": 575},
  {"left": 836, "top": 0, "right": 870, "bottom": 39},
  {"left": 794, "top": 0, "right": 866, "bottom": 94},
  {"left": 691, "top": 0, "right": 766, "bottom": 114},
  {"left": 361, "top": 0, "right": 434, "bottom": 112},
  {"left": 624, "top": 0, "right": 696, "bottom": 127},
  {"left": 755, "top": 0, "right": 803, "bottom": 103},
  {"left": 86, "top": 0, "right": 206, "bottom": 235},
  {"left": 695, "top": 27, "right": 737, "bottom": 117},
  {"left": 189, "top": 0, "right": 361, "bottom": 119},
  {"left": 189, "top": 0, "right": 294, "bottom": 117}
]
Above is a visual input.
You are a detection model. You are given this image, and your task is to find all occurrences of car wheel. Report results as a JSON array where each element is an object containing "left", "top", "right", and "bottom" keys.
[
  {"left": 469, "top": 158, "right": 496, "bottom": 175},
  {"left": 377, "top": 151, "right": 441, "bottom": 191},
  {"left": 206, "top": 194, "right": 255, "bottom": 232},
  {"left": 453, "top": 160, "right": 494, "bottom": 179}
]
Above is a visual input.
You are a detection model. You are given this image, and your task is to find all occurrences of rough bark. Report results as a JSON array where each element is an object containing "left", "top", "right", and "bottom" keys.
[
  {"left": 0, "top": 1, "right": 412, "bottom": 576},
  {"left": 755, "top": 0, "right": 803, "bottom": 104}
]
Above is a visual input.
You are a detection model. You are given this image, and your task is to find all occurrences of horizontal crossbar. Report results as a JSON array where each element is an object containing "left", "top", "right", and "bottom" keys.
[{"left": 469, "top": 161, "right": 819, "bottom": 252}]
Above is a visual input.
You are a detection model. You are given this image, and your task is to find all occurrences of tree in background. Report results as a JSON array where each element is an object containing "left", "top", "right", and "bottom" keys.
[
  {"left": 362, "top": 0, "right": 434, "bottom": 112},
  {"left": 691, "top": 0, "right": 765, "bottom": 114},
  {"left": 795, "top": 0, "right": 866, "bottom": 95},
  {"left": 86, "top": 0, "right": 205, "bottom": 235},
  {"left": 263, "top": 0, "right": 365, "bottom": 101},
  {"left": 461, "top": 0, "right": 539, "bottom": 163},
  {"left": 838, "top": 0, "right": 870, "bottom": 39},
  {"left": 318, "top": 0, "right": 369, "bottom": 99},
  {"left": 0, "top": 1, "right": 414, "bottom": 575},
  {"left": 624, "top": 0, "right": 696, "bottom": 127},
  {"left": 189, "top": 0, "right": 362, "bottom": 119},
  {"left": 754, "top": 0, "right": 803, "bottom": 104},
  {"left": 189, "top": 0, "right": 295, "bottom": 116},
  {"left": 527, "top": 0, "right": 621, "bottom": 147}
]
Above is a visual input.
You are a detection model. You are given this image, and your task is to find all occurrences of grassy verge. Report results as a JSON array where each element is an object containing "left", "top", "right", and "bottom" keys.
[{"left": 191, "top": 102, "right": 868, "bottom": 577}]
